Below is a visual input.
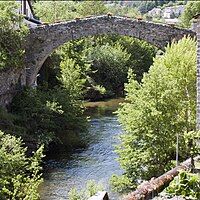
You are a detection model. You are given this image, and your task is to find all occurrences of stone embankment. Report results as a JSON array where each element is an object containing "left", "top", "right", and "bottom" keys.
[{"left": 0, "top": 68, "right": 26, "bottom": 108}]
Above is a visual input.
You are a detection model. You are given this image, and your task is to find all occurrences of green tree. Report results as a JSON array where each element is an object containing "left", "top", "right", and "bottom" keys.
[
  {"left": 10, "top": 82, "right": 88, "bottom": 147},
  {"left": 10, "top": 88, "right": 60, "bottom": 145},
  {"left": 89, "top": 42, "right": 130, "bottom": 96},
  {"left": 181, "top": 1, "right": 200, "bottom": 27},
  {"left": 78, "top": 1, "right": 106, "bottom": 16},
  {"left": 33, "top": 1, "right": 79, "bottom": 23},
  {"left": 0, "top": 131, "right": 44, "bottom": 199},
  {"left": 116, "top": 36, "right": 157, "bottom": 81},
  {"left": 111, "top": 36, "right": 196, "bottom": 192},
  {"left": 0, "top": 1, "right": 28, "bottom": 70},
  {"left": 105, "top": 3, "right": 141, "bottom": 18},
  {"left": 33, "top": 1, "right": 107, "bottom": 23},
  {"left": 68, "top": 180, "right": 103, "bottom": 200}
]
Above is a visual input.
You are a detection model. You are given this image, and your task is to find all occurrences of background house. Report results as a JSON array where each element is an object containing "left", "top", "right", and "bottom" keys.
[
  {"left": 148, "top": 5, "right": 184, "bottom": 20},
  {"left": 148, "top": 8, "right": 163, "bottom": 17},
  {"left": 163, "top": 5, "right": 184, "bottom": 19}
]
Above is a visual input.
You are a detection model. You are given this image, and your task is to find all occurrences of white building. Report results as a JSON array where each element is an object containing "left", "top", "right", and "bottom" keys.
[
  {"left": 163, "top": 7, "right": 174, "bottom": 18},
  {"left": 16, "top": 0, "right": 41, "bottom": 28},
  {"left": 163, "top": 5, "right": 184, "bottom": 19},
  {"left": 148, "top": 8, "right": 163, "bottom": 17}
]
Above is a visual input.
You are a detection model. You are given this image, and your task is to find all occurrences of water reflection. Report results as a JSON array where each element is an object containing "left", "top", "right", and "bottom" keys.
[{"left": 39, "top": 98, "right": 124, "bottom": 200}]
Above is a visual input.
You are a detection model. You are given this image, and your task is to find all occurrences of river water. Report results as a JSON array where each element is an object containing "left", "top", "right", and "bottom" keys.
[{"left": 39, "top": 98, "right": 124, "bottom": 200}]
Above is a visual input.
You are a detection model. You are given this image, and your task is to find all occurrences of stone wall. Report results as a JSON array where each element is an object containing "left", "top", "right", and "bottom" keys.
[
  {"left": 0, "top": 68, "right": 26, "bottom": 108},
  {"left": 197, "top": 24, "right": 200, "bottom": 131},
  {"left": 193, "top": 20, "right": 200, "bottom": 131}
]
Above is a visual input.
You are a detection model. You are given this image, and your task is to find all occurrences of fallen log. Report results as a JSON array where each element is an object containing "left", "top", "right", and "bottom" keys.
[{"left": 123, "top": 155, "right": 200, "bottom": 200}]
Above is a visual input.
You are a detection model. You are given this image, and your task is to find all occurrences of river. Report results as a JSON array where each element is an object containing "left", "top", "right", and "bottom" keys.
[{"left": 39, "top": 98, "right": 124, "bottom": 200}]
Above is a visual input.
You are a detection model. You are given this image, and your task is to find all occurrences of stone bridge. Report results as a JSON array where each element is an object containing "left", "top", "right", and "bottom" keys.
[
  {"left": 24, "top": 15, "right": 195, "bottom": 86},
  {"left": 1, "top": 15, "right": 198, "bottom": 125}
]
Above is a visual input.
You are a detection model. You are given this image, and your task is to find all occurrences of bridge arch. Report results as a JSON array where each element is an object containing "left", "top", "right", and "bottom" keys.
[{"left": 25, "top": 15, "right": 195, "bottom": 85}]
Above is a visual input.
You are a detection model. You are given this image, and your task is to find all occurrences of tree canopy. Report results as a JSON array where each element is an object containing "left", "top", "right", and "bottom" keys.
[
  {"left": 0, "top": 1, "right": 28, "bottom": 70},
  {"left": 0, "top": 131, "right": 44, "bottom": 199},
  {"left": 181, "top": 1, "right": 200, "bottom": 27},
  {"left": 111, "top": 36, "right": 197, "bottom": 193}
]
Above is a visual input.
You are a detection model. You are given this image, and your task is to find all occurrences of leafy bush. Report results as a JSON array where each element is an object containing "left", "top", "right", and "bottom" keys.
[
  {"left": 68, "top": 180, "right": 103, "bottom": 200},
  {"left": 0, "top": 131, "right": 44, "bottom": 200},
  {"left": 89, "top": 43, "right": 130, "bottom": 95},
  {"left": 10, "top": 85, "right": 87, "bottom": 147},
  {"left": 181, "top": 1, "right": 200, "bottom": 27},
  {"left": 163, "top": 171, "right": 200, "bottom": 199},
  {"left": 0, "top": 1, "right": 28, "bottom": 70}
]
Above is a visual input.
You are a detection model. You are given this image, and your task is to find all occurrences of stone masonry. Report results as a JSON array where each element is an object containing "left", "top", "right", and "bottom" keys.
[
  {"left": 0, "top": 68, "right": 26, "bottom": 108},
  {"left": 193, "top": 18, "right": 200, "bottom": 131},
  {"left": 24, "top": 15, "right": 195, "bottom": 86}
]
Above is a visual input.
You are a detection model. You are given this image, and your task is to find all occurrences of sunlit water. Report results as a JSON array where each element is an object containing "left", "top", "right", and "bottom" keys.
[{"left": 39, "top": 99, "right": 124, "bottom": 200}]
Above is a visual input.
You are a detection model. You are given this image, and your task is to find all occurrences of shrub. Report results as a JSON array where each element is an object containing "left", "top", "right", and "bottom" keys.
[
  {"left": 0, "top": 131, "right": 44, "bottom": 199},
  {"left": 163, "top": 171, "right": 200, "bottom": 199}
]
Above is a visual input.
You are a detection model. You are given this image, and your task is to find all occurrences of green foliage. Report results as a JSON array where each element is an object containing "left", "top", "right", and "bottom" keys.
[
  {"left": 10, "top": 84, "right": 87, "bottom": 147},
  {"left": 10, "top": 88, "right": 57, "bottom": 145},
  {"left": 78, "top": 1, "right": 106, "bottom": 17},
  {"left": 33, "top": 1, "right": 107, "bottom": 23},
  {"left": 68, "top": 180, "right": 103, "bottom": 200},
  {"left": 134, "top": 1, "right": 156, "bottom": 14},
  {"left": 116, "top": 36, "right": 157, "bottom": 81},
  {"left": 39, "top": 33, "right": 156, "bottom": 101},
  {"left": 105, "top": 3, "right": 141, "bottom": 18},
  {"left": 8, "top": 48, "right": 89, "bottom": 146},
  {"left": 111, "top": 36, "right": 196, "bottom": 192},
  {"left": 163, "top": 171, "right": 200, "bottom": 199},
  {"left": 89, "top": 43, "right": 130, "bottom": 94},
  {"left": 33, "top": 1, "right": 78, "bottom": 23},
  {"left": 0, "top": 131, "right": 44, "bottom": 200},
  {"left": 33, "top": 1, "right": 156, "bottom": 99},
  {"left": 0, "top": 107, "right": 26, "bottom": 136},
  {"left": 181, "top": 1, "right": 200, "bottom": 27},
  {"left": 68, "top": 188, "right": 85, "bottom": 200},
  {"left": 58, "top": 58, "right": 87, "bottom": 99},
  {"left": 110, "top": 174, "right": 134, "bottom": 193},
  {"left": 183, "top": 131, "right": 200, "bottom": 160},
  {"left": 0, "top": 1, "right": 28, "bottom": 70}
]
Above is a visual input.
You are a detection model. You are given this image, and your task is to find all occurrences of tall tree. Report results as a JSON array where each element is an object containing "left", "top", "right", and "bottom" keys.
[
  {"left": 181, "top": 1, "right": 200, "bottom": 27},
  {"left": 111, "top": 36, "right": 196, "bottom": 193},
  {"left": 0, "top": 1, "right": 28, "bottom": 70}
]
